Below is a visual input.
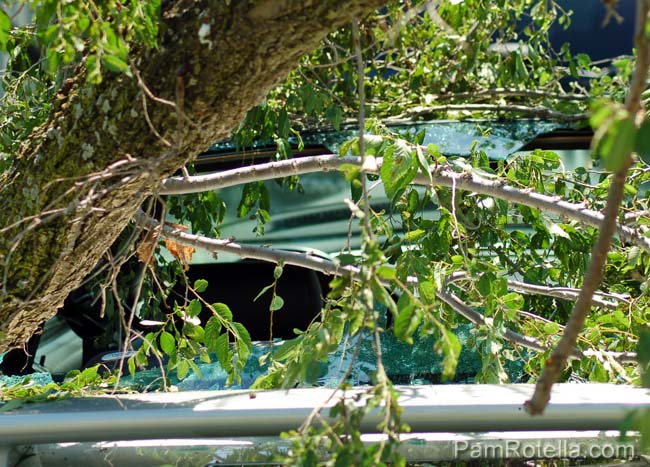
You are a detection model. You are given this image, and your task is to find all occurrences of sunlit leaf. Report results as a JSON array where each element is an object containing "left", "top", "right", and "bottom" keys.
[
  {"left": 380, "top": 140, "right": 418, "bottom": 200},
  {"left": 159, "top": 331, "right": 176, "bottom": 356},
  {"left": 591, "top": 107, "right": 635, "bottom": 172},
  {"left": 270, "top": 295, "right": 284, "bottom": 311},
  {"left": 213, "top": 303, "right": 233, "bottom": 321},
  {"left": 394, "top": 294, "right": 421, "bottom": 343},
  {"left": 176, "top": 358, "right": 190, "bottom": 380},
  {"left": 194, "top": 279, "right": 209, "bottom": 293},
  {"left": 438, "top": 329, "right": 461, "bottom": 381}
]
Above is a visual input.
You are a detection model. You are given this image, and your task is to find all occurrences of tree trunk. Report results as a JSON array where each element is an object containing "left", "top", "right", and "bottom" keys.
[{"left": 0, "top": 0, "right": 385, "bottom": 352}]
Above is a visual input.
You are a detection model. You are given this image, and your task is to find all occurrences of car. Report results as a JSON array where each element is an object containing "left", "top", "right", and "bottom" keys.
[
  {"left": 0, "top": 118, "right": 587, "bottom": 384},
  {"left": 0, "top": 2, "right": 642, "bottom": 463}
]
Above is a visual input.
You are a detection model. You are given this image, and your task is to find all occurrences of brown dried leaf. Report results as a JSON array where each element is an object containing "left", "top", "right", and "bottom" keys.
[
  {"left": 164, "top": 222, "right": 195, "bottom": 270},
  {"left": 137, "top": 230, "right": 160, "bottom": 267}
]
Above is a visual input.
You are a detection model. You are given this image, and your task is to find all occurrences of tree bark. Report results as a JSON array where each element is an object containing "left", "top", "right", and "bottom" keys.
[{"left": 0, "top": 0, "right": 385, "bottom": 352}]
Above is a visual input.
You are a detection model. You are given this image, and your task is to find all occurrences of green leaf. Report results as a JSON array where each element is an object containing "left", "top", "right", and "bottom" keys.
[
  {"left": 419, "top": 280, "right": 436, "bottom": 305},
  {"left": 213, "top": 303, "right": 233, "bottom": 321},
  {"left": 588, "top": 361, "right": 608, "bottom": 382},
  {"left": 0, "top": 399, "right": 24, "bottom": 412},
  {"left": 85, "top": 53, "right": 101, "bottom": 83},
  {"left": 127, "top": 355, "right": 136, "bottom": 376},
  {"left": 635, "top": 119, "right": 650, "bottom": 165},
  {"left": 102, "top": 54, "right": 129, "bottom": 73},
  {"left": 270, "top": 295, "right": 284, "bottom": 311},
  {"left": 376, "top": 265, "right": 396, "bottom": 280},
  {"left": 416, "top": 145, "right": 433, "bottom": 184},
  {"left": 439, "top": 329, "right": 461, "bottom": 381},
  {"left": 589, "top": 99, "right": 616, "bottom": 128},
  {"left": 187, "top": 299, "right": 202, "bottom": 317},
  {"left": 182, "top": 322, "right": 204, "bottom": 342},
  {"left": 476, "top": 273, "right": 492, "bottom": 297},
  {"left": 176, "top": 358, "right": 190, "bottom": 380},
  {"left": 394, "top": 294, "right": 421, "bottom": 343},
  {"left": 543, "top": 321, "right": 560, "bottom": 335},
  {"left": 325, "top": 105, "right": 342, "bottom": 131},
  {"left": 273, "top": 338, "right": 299, "bottom": 361},
  {"left": 591, "top": 110, "right": 635, "bottom": 172},
  {"left": 214, "top": 333, "right": 231, "bottom": 370},
  {"left": 78, "top": 365, "right": 99, "bottom": 384},
  {"left": 159, "top": 331, "right": 176, "bottom": 356},
  {"left": 194, "top": 279, "right": 209, "bottom": 293},
  {"left": 254, "top": 284, "right": 274, "bottom": 301},
  {"left": 233, "top": 322, "right": 252, "bottom": 364},
  {"left": 199, "top": 350, "right": 211, "bottom": 364},
  {"left": 337, "top": 254, "right": 358, "bottom": 266},
  {"left": 363, "top": 134, "right": 384, "bottom": 154},
  {"left": 204, "top": 316, "right": 222, "bottom": 352},
  {"left": 404, "top": 229, "right": 426, "bottom": 242},
  {"left": 187, "top": 359, "right": 203, "bottom": 379},
  {"left": 380, "top": 140, "right": 417, "bottom": 200},
  {"left": 371, "top": 278, "right": 398, "bottom": 318},
  {"left": 501, "top": 292, "right": 524, "bottom": 310},
  {"left": 0, "top": 9, "right": 11, "bottom": 51},
  {"left": 273, "top": 264, "right": 283, "bottom": 279}
]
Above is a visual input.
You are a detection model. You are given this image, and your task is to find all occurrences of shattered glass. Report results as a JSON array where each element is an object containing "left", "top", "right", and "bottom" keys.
[{"left": 208, "top": 120, "right": 566, "bottom": 160}]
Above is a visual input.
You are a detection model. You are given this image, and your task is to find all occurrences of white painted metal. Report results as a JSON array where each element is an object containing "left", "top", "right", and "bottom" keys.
[
  {"left": 0, "top": 384, "right": 649, "bottom": 446},
  {"left": 10, "top": 431, "right": 641, "bottom": 466}
]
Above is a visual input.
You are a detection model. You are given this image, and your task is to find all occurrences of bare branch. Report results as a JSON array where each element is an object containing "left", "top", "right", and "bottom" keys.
[
  {"left": 160, "top": 154, "right": 650, "bottom": 252},
  {"left": 446, "top": 271, "right": 629, "bottom": 310},
  {"left": 135, "top": 211, "right": 359, "bottom": 278},
  {"left": 507, "top": 279, "right": 627, "bottom": 310},
  {"left": 525, "top": 0, "right": 650, "bottom": 415}
]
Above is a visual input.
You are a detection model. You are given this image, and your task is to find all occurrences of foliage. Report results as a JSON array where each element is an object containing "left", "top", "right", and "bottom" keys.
[
  {"left": 1, "top": 0, "right": 650, "bottom": 463},
  {"left": 0, "top": 364, "right": 131, "bottom": 411}
]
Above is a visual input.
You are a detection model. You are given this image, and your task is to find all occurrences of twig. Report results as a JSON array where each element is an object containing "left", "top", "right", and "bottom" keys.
[
  {"left": 114, "top": 201, "right": 167, "bottom": 392},
  {"left": 352, "top": 22, "right": 373, "bottom": 239},
  {"left": 159, "top": 154, "right": 650, "bottom": 252},
  {"left": 525, "top": 0, "right": 650, "bottom": 415}
]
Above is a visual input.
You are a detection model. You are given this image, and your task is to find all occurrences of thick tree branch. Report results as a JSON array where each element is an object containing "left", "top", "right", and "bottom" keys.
[
  {"left": 141, "top": 212, "right": 636, "bottom": 364},
  {"left": 161, "top": 154, "right": 650, "bottom": 251},
  {"left": 525, "top": 0, "right": 650, "bottom": 415},
  {"left": 0, "top": 0, "right": 387, "bottom": 351}
]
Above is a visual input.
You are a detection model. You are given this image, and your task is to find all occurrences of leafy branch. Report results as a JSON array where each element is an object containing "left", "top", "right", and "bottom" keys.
[
  {"left": 525, "top": 0, "right": 650, "bottom": 415},
  {"left": 137, "top": 211, "right": 636, "bottom": 365},
  {"left": 160, "top": 154, "right": 650, "bottom": 251}
]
